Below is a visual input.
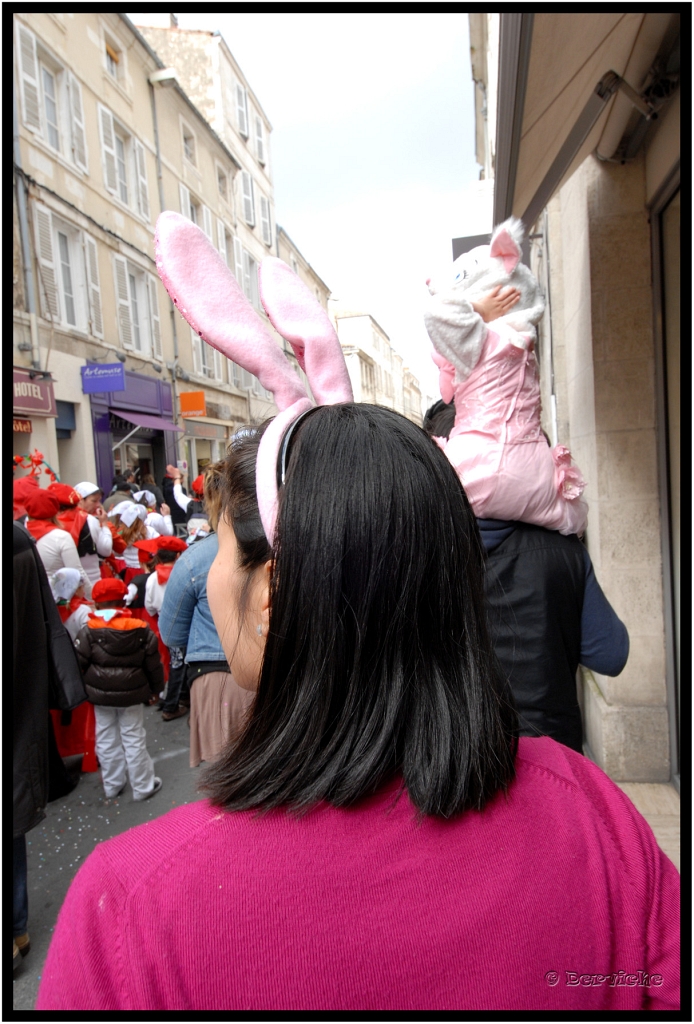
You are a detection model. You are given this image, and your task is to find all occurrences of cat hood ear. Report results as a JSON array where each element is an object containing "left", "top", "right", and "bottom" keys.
[{"left": 490, "top": 217, "right": 525, "bottom": 274}]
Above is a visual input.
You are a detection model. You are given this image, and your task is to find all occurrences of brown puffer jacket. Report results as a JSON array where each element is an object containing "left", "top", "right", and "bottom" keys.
[{"left": 74, "top": 615, "right": 164, "bottom": 707}]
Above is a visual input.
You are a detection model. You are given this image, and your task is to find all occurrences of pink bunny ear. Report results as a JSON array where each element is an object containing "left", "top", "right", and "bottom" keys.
[
  {"left": 431, "top": 349, "right": 455, "bottom": 405},
  {"left": 154, "top": 212, "right": 307, "bottom": 412},
  {"left": 258, "top": 258, "right": 353, "bottom": 405},
  {"left": 490, "top": 218, "right": 523, "bottom": 274}
]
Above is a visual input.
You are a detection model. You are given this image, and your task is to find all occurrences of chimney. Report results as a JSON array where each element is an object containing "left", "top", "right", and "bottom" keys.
[{"left": 170, "top": 14, "right": 178, "bottom": 28}]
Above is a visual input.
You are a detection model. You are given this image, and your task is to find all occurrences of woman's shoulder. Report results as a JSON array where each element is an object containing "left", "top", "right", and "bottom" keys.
[{"left": 80, "top": 801, "right": 223, "bottom": 887}]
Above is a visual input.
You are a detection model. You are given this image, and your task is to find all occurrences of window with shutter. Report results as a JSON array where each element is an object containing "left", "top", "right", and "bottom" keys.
[
  {"left": 233, "top": 237, "right": 244, "bottom": 286},
  {"left": 202, "top": 205, "right": 213, "bottom": 240},
  {"left": 227, "top": 358, "right": 240, "bottom": 387},
  {"left": 260, "top": 196, "right": 272, "bottom": 247},
  {"left": 255, "top": 116, "right": 265, "bottom": 164},
  {"left": 213, "top": 349, "right": 223, "bottom": 382},
  {"left": 18, "top": 25, "right": 41, "bottom": 132},
  {"left": 147, "top": 275, "right": 162, "bottom": 359},
  {"left": 134, "top": 140, "right": 150, "bottom": 221},
  {"left": 113, "top": 255, "right": 133, "bottom": 348},
  {"left": 84, "top": 235, "right": 103, "bottom": 338},
  {"left": 236, "top": 84, "right": 248, "bottom": 137},
  {"left": 179, "top": 182, "right": 191, "bottom": 219},
  {"left": 190, "top": 328, "right": 202, "bottom": 375},
  {"left": 241, "top": 172, "right": 255, "bottom": 226},
  {"left": 68, "top": 74, "right": 88, "bottom": 172},
  {"left": 217, "top": 166, "right": 228, "bottom": 202},
  {"left": 33, "top": 205, "right": 59, "bottom": 320},
  {"left": 98, "top": 105, "right": 118, "bottom": 194},
  {"left": 217, "top": 219, "right": 227, "bottom": 263}
]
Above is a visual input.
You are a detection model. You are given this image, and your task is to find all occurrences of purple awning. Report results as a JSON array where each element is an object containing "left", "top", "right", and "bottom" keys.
[{"left": 109, "top": 409, "right": 183, "bottom": 433}]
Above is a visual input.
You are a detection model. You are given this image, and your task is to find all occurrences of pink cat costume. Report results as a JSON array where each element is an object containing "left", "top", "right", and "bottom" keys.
[{"left": 425, "top": 219, "right": 587, "bottom": 537}]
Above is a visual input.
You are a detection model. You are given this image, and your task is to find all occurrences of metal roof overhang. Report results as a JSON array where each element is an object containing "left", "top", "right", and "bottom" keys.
[{"left": 494, "top": 12, "right": 675, "bottom": 228}]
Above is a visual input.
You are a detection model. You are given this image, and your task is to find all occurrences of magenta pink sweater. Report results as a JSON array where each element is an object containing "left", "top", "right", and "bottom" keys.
[{"left": 36, "top": 738, "right": 679, "bottom": 1012}]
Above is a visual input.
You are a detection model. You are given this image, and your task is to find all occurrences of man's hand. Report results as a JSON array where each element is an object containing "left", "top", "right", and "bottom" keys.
[
  {"left": 166, "top": 463, "right": 182, "bottom": 483},
  {"left": 471, "top": 285, "right": 521, "bottom": 323},
  {"left": 94, "top": 506, "right": 106, "bottom": 522}
]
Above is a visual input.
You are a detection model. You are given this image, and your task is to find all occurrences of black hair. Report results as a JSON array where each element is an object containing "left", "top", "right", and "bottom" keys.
[
  {"left": 203, "top": 405, "right": 517, "bottom": 818},
  {"left": 153, "top": 549, "right": 180, "bottom": 565},
  {"left": 423, "top": 399, "right": 456, "bottom": 440}
]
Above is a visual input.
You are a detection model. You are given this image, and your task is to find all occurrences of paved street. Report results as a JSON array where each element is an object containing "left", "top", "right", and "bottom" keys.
[{"left": 13, "top": 707, "right": 202, "bottom": 1012}]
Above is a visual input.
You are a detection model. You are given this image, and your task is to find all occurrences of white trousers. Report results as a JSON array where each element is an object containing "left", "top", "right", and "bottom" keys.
[{"left": 94, "top": 704, "right": 155, "bottom": 799}]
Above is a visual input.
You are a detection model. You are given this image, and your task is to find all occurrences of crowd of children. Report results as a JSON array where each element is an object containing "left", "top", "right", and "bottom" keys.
[{"left": 13, "top": 462, "right": 213, "bottom": 806}]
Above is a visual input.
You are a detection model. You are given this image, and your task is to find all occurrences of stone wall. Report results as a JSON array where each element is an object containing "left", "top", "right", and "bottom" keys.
[{"left": 548, "top": 154, "right": 670, "bottom": 781}]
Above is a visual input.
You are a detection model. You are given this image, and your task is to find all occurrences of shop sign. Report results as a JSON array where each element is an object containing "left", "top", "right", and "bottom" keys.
[
  {"left": 13, "top": 368, "right": 57, "bottom": 417},
  {"left": 179, "top": 390, "right": 206, "bottom": 417},
  {"left": 81, "top": 363, "right": 126, "bottom": 394},
  {"left": 13, "top": 418, "right": 33, "bottom": 433}
]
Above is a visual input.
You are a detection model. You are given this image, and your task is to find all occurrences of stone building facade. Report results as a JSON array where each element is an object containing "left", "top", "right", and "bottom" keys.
[
  {"left": 329, "top": 309, "right": 422, "bottom": 426},
  {"left": 469, "top": 13, "right": 681, "bottom": 785},
  {"left": 13, "top": 12, "right": 282, "bottom": 493}
]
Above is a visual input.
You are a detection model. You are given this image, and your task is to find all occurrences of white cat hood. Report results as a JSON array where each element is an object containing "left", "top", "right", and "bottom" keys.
[{"left": 427, "top": 218, "right": 545, "bottom": 334}]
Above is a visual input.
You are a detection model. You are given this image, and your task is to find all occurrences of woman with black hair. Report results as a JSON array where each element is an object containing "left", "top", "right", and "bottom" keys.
[
  {"left": 38, "top": 408, "right": 679, "bottom": 1012},
  {"left": 36, "top": 214, "right": 679, "bottom": 1012}
]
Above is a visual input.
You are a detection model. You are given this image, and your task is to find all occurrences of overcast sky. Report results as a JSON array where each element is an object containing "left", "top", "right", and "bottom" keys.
[{"left": 131, "top": 12, "right": 493, "bottom": 399}]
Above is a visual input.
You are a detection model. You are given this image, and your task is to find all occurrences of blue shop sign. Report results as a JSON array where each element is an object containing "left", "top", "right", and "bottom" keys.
[{"left": 81, "top": 363, "right": 126, "bottom": 394}]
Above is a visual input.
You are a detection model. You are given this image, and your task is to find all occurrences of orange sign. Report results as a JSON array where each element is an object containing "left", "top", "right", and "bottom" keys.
[{"left": 179, "top": 391, "right": 206, "bottom": 418}]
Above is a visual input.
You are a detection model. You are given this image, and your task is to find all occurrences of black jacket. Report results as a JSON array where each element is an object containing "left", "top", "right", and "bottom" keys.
[
  {"left": 74, "top": 618, "right": 164, "bottom": 707},
  {"left": 483, "top": 522, "right": 585, "bottom": 752},
  {"left": 13, "top": 524, "right": 87, "bottom": 836}
]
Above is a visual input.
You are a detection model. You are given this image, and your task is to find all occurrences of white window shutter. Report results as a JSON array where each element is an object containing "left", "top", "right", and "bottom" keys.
[
  {"left": 33, "top": 206, "right": 59, "bottom": 320},
  {"left": 68, "top": 74, "right": 88, "bottom": 171},
  {"left": 242, "top": 249, "right": 252, "bottom": 301},
  {"left": 179, "top": 182, "right": 191, "bottom": 219},
  {"left": 241, "top": 172, "right": 254, "bottom": 226},
  {"left": 83, "top": 234, "right": 103, "bottom": 338},
  {"left": 113, "top": 255, "right": 133, "bottom": 348},
  {"left": 98, "top": 105, "right": 118, "bottom": 194},
  {"left": 236, "top": 84, "right": 248, "bottom": 136},
  {"left": 202, "top": 205, "right": 213, "bottom": 240},
  {"left": 213, "top": 349, "right": 223, "bottom": 382},
  {"left": 190, "top": 327, "right": 202, "bottom": 375},
  {"left": 227, "top": 358, "right": 238, "bottom": 386},
  {"left": 147, "top": 274, "right": 162, "bottom": 359},
  {"left": 134, "top": 139, "right": 150, "bottom": 221},
  {"left": 255, "top": 116, "right": 265, "bottom": 164},
  {"left": 233, "top": 237, "right": 244, "bottom": 285},
  {"left": 217, "top": 219, "right": 228, "bottom": 264},
  {"left": 260, "top": 196, "right": 272, "bottom": 246},
  {"left": 18, "top": 25, "right": 41, "bottom": 132}
]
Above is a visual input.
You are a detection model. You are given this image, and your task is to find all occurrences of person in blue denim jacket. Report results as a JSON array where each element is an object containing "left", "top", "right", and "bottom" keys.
[{"left": 158, "top": 530, "right": 253, "bottom": 766}]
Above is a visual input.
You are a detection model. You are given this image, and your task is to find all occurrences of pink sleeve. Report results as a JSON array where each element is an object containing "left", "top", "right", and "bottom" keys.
[
  {"left": 35, "top": 847, "right": 130, "bottom": 1010},
  {"left": 642, "top": 848, "right": 681, "bottom": 1010},
  {"left": 565, "top": 752, "right": 681, "bottom": 1010}
]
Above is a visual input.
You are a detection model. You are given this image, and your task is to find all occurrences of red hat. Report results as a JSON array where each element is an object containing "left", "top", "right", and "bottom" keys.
[
  {"left": 134, "top": 538, "right": 160, "bottom": 562},
  {"left": 48, "top": 482, "right": 81, "bottom": 507},
  {"left": 23, "top": 489, "right": 61, "bottom": 520},
  {"left": 92, "top": 578, "right": 128, "bottom": 603},
  {"left": 156, "top": 536, "right": 188, "bottom": 553},
  {"left": 191, "top": 474, "right": 205, "bottom": 496},
  {"left": 13, "top": 475, "right": 39, "bottom": 518}
]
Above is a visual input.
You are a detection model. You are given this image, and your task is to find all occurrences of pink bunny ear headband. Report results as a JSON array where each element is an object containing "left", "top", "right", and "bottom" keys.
[{"left": 154, "top": 211, "right": 353, "bottom": 544}]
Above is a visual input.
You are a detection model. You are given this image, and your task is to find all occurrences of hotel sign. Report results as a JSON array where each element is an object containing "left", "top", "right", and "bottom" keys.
[{"left": 13, "top": 367, "right": 57, "bottom": 417}]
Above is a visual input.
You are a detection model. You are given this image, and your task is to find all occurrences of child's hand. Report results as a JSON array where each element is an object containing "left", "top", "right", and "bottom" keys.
[
  {"left": 160, "top": 503, "right": 170, "bottom": 516},
  {"left": 471, "top": 285, "right": 520, "bottom": 323}
]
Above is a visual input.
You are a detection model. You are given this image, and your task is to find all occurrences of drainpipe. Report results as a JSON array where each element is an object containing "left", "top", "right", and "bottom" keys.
[
  {"left": 149, "top": 76, "right": 181, "bottom": 461},
  {"left": 13, "top": 77, "right": 41, "bottom": 370}
]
